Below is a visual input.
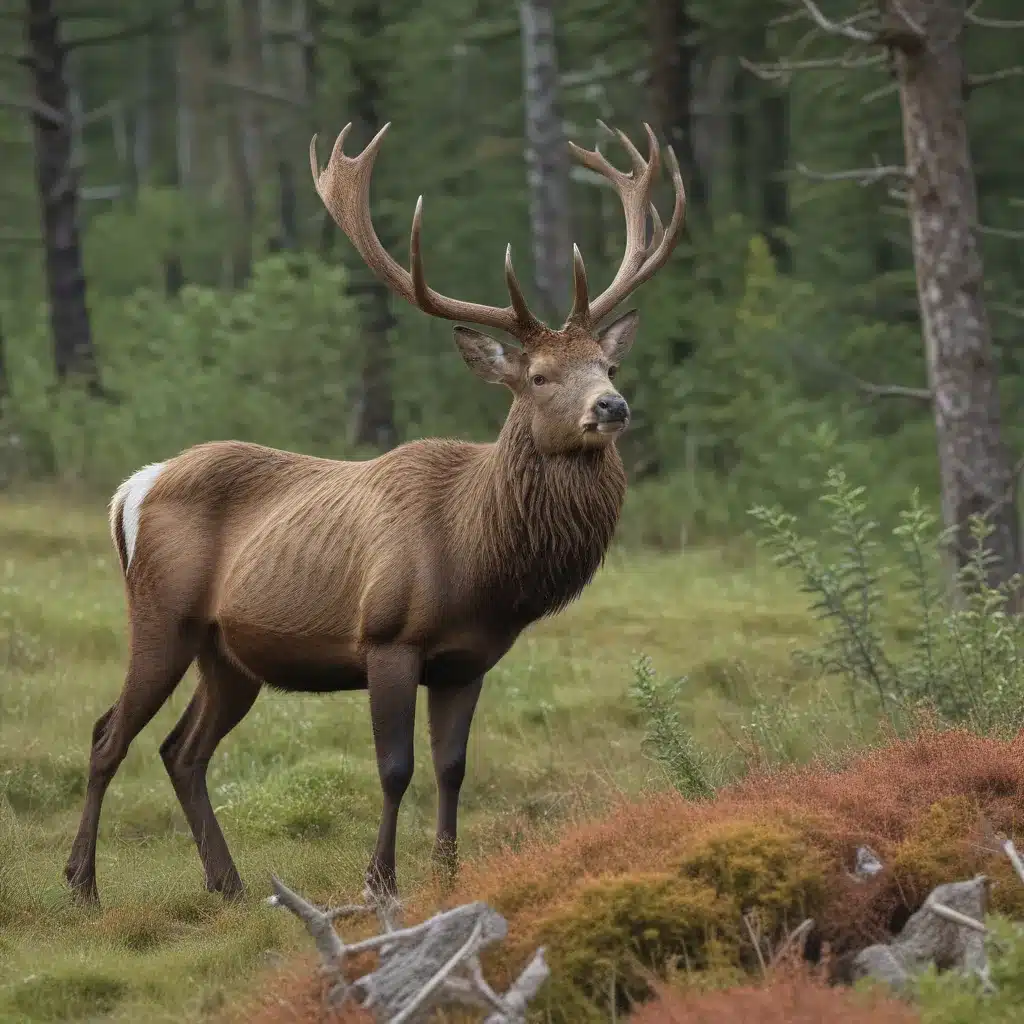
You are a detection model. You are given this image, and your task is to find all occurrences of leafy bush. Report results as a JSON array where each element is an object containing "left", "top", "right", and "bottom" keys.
[
  {"left": 1, "top": 254, "right": 362, "bottom": 489},
  {"left": 914, "top": 915, "right": 1024, "bottom": 1023},
  {"left": 750, "top": 468, "right": 1024, "bottom": 736}
]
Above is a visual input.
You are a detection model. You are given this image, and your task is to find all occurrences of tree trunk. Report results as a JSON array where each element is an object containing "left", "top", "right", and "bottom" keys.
[
  {"left": 518, "top": 0, "right": 572, "bottom": 324},
  {"left": 174, "top": 0, "right": 207, "bottom": 191},
  {"left": 25, "top": 0, "right": 97, "bottom": 387},
  {"left": 889, "top": 0, "right": 1020, "bottom": 592},
  {"left": 648, "top": 0, "right": 707, "bottom": 216},
  {"left": 758, "top": 83, "right": 791, "bottom": 272},
  {"left": 0, "top": 314, "right": 8, "bottom": 401},
  {"left": 346, "top": 0, "right": 396, "bottom": 450},
  {"left": 729, "top": 61, "right": 752, "bottom": 217},
  {"left": 225, "top": 0, "right": 264, "bottom": 287},
  {"left": 271, "top": 159, "right": 298, "bottom": 252}
]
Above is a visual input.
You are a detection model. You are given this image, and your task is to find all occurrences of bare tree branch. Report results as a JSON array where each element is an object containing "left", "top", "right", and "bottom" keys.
[
  {"left": 852, "top": 378, "right": 933, "bottom": 401},
  {"left": 966, "top": 5, "right": 1024, "bottom": 30},
  {"left": 795, "top": 161, "right": 908, "bottom": 185},
  {"left": 975, "top": 222, "right": 1024, "bottom": 240},
  {"left": 1003, "top": 838, "right": 1024, "bottom": 886},
  {"left": 861, "top": 80, "right": 900, "bottom": 104},
  {"left": 794, "top": 0, "right": 926, "bottom": 50},
  {"left": 992, "top": 302, "right": 1024, "bottom": 321},
  {"left": 925, "top": 899, "right": 987, "bottom": 934},
  {"left": 967, "top": 67, "right": 1024, "bottom": 91},
  {"left": 740, "top": 51, "right": 884, "bottom": 82},
  {"left": 795, "top": 0, "right": 877, "bottom": 42},
  {"left": 0, "top": 90, "right": 63, "bottom": 126},
  {"left": 65, "top": 16, "right": 164, "bottom": 51},
  {"left": 210, "top": 71, "right": 305, "bottom": 107}
]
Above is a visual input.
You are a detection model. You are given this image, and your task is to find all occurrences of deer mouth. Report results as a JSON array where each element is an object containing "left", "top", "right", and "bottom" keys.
[{"left": 583, "top": 419, "right": 628, "bottom": 435}]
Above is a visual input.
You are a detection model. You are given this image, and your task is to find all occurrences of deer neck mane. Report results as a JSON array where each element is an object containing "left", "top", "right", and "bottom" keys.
[{"left": 461, "top": 401, "right": 627, "bottom": 623}]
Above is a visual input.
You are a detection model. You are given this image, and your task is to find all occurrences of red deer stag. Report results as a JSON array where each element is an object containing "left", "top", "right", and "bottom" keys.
[{"left": 64, "top": 120, "right": 685, "bottom": 906}]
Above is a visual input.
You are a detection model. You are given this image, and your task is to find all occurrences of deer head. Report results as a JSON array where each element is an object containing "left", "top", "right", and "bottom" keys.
[{"left": 310, "top": 121, "right": 686, "bottom": 455}]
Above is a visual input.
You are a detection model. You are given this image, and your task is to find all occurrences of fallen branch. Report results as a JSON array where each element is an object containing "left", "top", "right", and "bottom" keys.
[
  {"left": 269, "top": 875, "right": 549, "bottom": 1022},
  {"left": 850, "top": 875, "right": 991, "bottom": 992}
]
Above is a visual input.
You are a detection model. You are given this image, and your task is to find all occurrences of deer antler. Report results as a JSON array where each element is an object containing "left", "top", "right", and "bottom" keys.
[
  {"left": 311, "top": 121, "right": 685, "bottom": 339},
  {"left": 567, "top": 120, "right": 686, "bottom": 326},
  {"left": 310, "top": 124, "right": 544, "bottom": 339}
]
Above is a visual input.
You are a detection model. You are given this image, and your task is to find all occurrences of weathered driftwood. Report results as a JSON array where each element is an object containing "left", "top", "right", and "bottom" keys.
[
  {"left": 268, "top": 875, "right": 549, "bottom": 1023},
  {"left": 850, "top": 875, "right": 991, "bottom": 993}
]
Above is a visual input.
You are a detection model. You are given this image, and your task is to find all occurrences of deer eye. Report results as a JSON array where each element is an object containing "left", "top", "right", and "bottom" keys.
[
  {"left": 608, "top": 365, "right": 618, "bottom": 380},
  {"left": 532, "top": 374, "right": 547, "bottom": 386}
]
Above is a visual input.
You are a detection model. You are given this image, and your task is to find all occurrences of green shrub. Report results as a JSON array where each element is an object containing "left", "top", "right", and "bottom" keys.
[
  {"left": 750, "top": 468, "right": 1024, "bottom": 736},
  {"left": 1, "top": 254, "right": 362, "bottom": 489},
  {"left": 629, "top": 655, "right": 718, "bottom": 799},
  {"left": 914, "top": 915, "right": 1024, "bottom": 1023}
]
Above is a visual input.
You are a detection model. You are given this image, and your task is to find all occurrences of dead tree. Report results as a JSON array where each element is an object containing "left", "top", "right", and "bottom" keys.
[
  {"left": 269, "top": 876, "right": 549, "bottom": 1022},
  {"left": 747, "top": 0, "right": 1023, "bottom": 597}
]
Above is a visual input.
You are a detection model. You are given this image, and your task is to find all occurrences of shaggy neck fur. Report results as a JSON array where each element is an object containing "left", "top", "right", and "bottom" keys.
[{"left": 458, "top": 400, "right": 627, "bottom": 625}]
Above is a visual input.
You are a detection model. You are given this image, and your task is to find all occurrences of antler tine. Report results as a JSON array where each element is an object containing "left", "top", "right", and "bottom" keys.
[
  {"left": 312, "top": 124, "right": 542, "bottom": 340},
  {"left": 568, "top": 244, "right": 589, "bottom": 322},
  {"left": 627, "top": 144, "right": 686, "bottom": 291},
  {"left": 311, "top": 122, "right": 414, "bottom": 301},
  {"left": 566, "top": 138, "right": 630, "bottom": 187},
  {"left": 569, "top": 122, "right": 686, "bottom": 325},
  {"left": 504, "top": 245, "right": 539, "bottom": 326},
  {"left": 646, "top": 202, "right": 665, "bottom": 255}
]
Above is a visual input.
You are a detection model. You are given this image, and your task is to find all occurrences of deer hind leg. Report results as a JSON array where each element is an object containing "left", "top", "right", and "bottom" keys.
[
  {"left": 160, "top": 643, "right": 260, "bottom": 898},
  {"left": 65, "top": 616, "right": 201, "bottom": 905},
  {"left": 427, "top": 676, "right": 483, "bottom": 893},
  {"left": 365, "top": 644, "right": 422, "bottom": 900}
]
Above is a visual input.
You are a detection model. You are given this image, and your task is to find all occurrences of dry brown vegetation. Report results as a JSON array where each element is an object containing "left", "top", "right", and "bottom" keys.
[
  {"left": 627, "top": 970, "right": 920, "bottom": 1023},
  {"left": 441, "top": 727, "right": 1024, "bottom": 1019},
  {"left": 241, "top": 727, "right": 1024, "bottom": 1022}
]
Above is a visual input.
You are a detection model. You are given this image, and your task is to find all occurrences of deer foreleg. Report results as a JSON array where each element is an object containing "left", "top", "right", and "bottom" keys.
[{"left": 365, "top": 644, "right": 421, "bottom": 899}]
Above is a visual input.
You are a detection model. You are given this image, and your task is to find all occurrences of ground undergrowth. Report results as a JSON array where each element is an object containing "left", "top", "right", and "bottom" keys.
[
  {"left": 3, "top": 482, "right": 1022, "bottom": 1024},
  {"left": 0, "top": 488, "right": 835, "bottom": 1023}
]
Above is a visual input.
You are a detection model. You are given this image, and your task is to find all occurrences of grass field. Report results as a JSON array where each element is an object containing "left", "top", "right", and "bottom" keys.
[{"left": 0, "top": 488, "right": 840, "bottom": 1023}]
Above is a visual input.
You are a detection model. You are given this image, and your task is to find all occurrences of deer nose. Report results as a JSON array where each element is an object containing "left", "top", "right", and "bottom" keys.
[{"left": 593, "top": 393, "right": 630, "bottom": 423}]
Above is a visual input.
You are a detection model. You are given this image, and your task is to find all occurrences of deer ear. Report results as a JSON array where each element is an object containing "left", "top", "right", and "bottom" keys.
[
  {"left": 454, "top": 327, "right": 525, "bottom": 386},
  {"left": 597, "top": 309, "right": 639, "bottom": 363}
]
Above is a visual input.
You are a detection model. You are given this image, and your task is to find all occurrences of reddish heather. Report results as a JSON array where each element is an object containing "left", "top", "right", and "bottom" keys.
[
  {"left": 628, "top": 972, "right": 920, "bottom": 1024},
  {"left": 451, "top": 727, "right": 1024, "bottom": 965}
]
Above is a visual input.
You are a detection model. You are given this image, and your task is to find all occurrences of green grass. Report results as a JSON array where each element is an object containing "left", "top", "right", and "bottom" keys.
[{"left": 0, "top": 489, "right": 834, "bottom": 1023}]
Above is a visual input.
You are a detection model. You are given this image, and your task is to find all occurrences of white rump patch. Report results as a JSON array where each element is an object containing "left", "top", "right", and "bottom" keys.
[{"left": 111, "top": 461, "right": 166, "bottom": 569}]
